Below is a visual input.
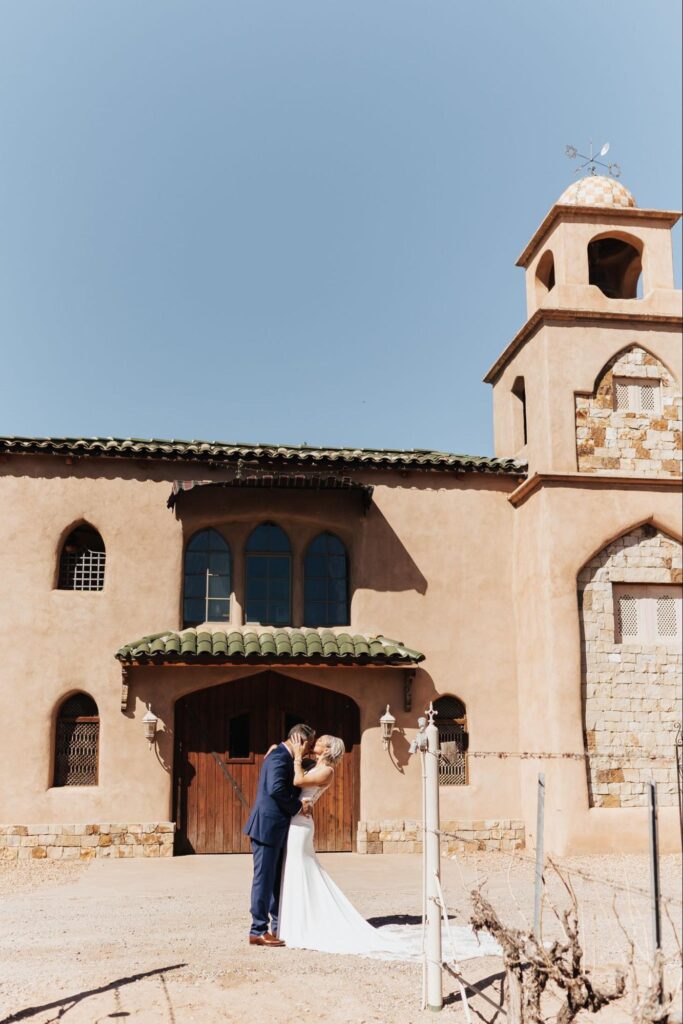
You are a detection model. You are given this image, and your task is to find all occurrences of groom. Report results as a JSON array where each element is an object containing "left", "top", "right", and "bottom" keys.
[{"left": 244, "top": 723, "right": 316, "bottom": 947}]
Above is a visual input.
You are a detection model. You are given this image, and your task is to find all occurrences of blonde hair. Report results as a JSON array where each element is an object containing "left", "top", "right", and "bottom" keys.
[{"left": 320, "top": 735, "right": 345, "bottom": 766}]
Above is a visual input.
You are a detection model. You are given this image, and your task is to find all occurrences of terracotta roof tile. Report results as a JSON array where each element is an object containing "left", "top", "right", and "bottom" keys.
[
  {"left": 116, "top": 627, "right": 424, "bottom": 666},
  {"left": 0, "top": 435, "right": 525, "bottom": 476}
]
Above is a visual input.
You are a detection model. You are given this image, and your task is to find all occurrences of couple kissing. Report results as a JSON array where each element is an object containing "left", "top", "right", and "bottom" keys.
[{"left": 245, "top": 723, "right": 398, "bottom": 956}]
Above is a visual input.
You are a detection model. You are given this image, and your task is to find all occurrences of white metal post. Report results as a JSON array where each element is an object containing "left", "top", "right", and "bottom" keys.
[
  {"left": 533, "top": 772, "right": 545, "bottom": 940},
  {"left": 425, "top": 705, "right": 443, "bottom": 1012}
]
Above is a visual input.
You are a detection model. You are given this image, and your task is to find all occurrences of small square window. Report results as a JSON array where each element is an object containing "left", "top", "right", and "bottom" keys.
[
  {"left": 613, "top": 377, "right": 661, "bottom": 414},
  {"left": 613, "top": 583, "right": 682, "bottom": 644}
]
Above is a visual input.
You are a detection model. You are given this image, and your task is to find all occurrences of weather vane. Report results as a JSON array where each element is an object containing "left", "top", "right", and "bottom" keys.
[{"left": 565, "top": 140, "right": 621, "bottom": 178}]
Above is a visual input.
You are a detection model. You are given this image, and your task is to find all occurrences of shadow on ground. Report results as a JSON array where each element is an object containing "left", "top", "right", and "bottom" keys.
[
  {"left": 0, "top": 963, "right": 187, "bottom": 1024},
  {"left": 366, "top": 912, "right": 459, "bottom": 927}
]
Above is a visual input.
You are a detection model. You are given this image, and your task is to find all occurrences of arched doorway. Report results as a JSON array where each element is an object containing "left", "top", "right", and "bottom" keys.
[{"left": 174, "top": 672, "right": 360, "bottom": 854}]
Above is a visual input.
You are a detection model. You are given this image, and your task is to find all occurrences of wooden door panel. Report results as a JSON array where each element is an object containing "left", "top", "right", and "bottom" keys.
[{"left": 174, "top": 672, "right": 360, "bottom": 854}]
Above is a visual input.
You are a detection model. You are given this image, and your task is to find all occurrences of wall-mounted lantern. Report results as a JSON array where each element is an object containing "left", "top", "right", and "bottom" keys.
[
  {"left": 380, "top": 705, "right": 396, "bottom": 750},
  {"left": 142, "top": 705, "right": 158, "bottom": 748}
]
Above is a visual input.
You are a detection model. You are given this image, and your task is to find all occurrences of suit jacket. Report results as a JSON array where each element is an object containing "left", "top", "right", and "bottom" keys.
[{"left": 244, "top": 743, "right": 302, "bottom": 847}]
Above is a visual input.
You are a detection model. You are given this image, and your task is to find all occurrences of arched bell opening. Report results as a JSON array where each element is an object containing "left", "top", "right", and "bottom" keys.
[
  {"left": 534, "top": 249, "right": 556, "bottom": 304},
  {"left": 587, "top": 235, "right": 642, "bottom": 299}
]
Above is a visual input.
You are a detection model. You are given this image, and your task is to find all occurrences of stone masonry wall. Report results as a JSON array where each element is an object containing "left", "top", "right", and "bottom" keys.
[
  {"left": 357, "top": 819, "right": 525, "bottom": 854},
  {"left": 0, "top": 823, "right": 175, "bottom": 860},
  {"left": 576, "top": 346, "right": 682, "bottom": 475},
  {"left": 579, "top": 526, "right": 682, "bottom": 807}
]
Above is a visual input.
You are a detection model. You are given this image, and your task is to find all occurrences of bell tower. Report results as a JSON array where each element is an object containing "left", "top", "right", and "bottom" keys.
[
  {"left": 486, "top": 175, "right": 682, "bottom": 478},
  {"left": 486, "top": 174, "right": 682, "bottom": 856}
]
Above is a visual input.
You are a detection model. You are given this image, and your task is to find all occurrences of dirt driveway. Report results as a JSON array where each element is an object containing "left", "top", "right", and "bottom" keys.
[{"left": 0, "top": 852, "right": 680, "bottom": 1023}]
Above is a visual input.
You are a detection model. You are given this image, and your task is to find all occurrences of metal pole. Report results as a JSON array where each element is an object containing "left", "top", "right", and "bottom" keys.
[
  {"left": 533, "top": 772, "right": 545, "bottom": 941},
  {"left": 675, "top": 724, "right": 683, "bottom": 853},
  {"left": 425, "top": 706, "right": 443, "bottom": 1012},
  {"left": 648, "top": 780, "right": 662, "bottom": 952}
]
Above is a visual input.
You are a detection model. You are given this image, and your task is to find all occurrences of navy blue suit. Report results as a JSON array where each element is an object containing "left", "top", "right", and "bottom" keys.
[{"left": 244, "top": 743, "right": 302, "bottom": 936}]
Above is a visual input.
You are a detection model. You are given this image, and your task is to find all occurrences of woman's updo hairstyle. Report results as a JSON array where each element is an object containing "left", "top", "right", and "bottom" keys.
[{"left": 320, "top": 735, "right": 345, "bottom": 766}]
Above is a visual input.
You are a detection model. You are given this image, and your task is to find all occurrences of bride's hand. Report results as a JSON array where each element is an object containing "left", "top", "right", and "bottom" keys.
[{"left": 290, "top": 736, "right": 306, "bottom": 759}]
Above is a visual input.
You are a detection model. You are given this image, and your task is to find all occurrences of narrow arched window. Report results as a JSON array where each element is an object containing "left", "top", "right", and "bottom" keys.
[
  {"left": 58, "top": 524, "right": 106, "bottom": 591},
  {"left": 54, "top": 693, "right": 99, "bottom": 786},
  {"left": 511, "top": 376, "right": 528, "bottom": 448},
  {"left": 304, "top": 532, "right": 349, "bottom": 626},
  {"left": 245, "top": 523, "right": 291, "bottom": 625},
  {"left": 535, "top": 249, "right": 555, "bottom": 299},
  {"left": 434, "top": 695, "right": 468, "bottom": 786},
  {"left": 183, "top": 529, "right": 231, "bottom": 627}
]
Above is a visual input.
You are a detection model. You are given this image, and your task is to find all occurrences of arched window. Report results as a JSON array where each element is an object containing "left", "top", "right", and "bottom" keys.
[
  {"left": 58, "top": 524, "right": 106, "bottom": 591},
  {"left": 245, "top": 523, "right": 291, "bottom": 625},
  {"left": 588, "top": 236, "right": 642, "bottom": 299},
  {"left": 511, "top": 376, "right": 528, "bottom": 448},
  {"left": 304, "top": 532, "right": 349, "bottom": 626},
  {"left": 434, "top": 695, "right": 468, "bottom": 786},
  {"left": 183, "top": 529, "right": 231, "bottom": 627},
  {"left": 54, "top": 693, "right": 99, "bottom": 787},
  {"left": 535, "top": 249, "right": 555, "bottom": 297}
]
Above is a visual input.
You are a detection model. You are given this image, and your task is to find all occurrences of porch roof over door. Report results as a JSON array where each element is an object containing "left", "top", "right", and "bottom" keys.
[
  {"left": 167, "top": 475, "right": 375, "bottom": 511},
  {"left": 115, "top": 627, "right": 425, "bottom": 667}
]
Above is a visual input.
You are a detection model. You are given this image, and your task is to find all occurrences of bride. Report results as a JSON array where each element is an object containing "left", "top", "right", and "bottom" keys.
[
  {"left": 277, "top": 733, "right": 498, "bottom": 961},
  {"left": 277, "top": 732, "right": 401, "bottom": 955}
]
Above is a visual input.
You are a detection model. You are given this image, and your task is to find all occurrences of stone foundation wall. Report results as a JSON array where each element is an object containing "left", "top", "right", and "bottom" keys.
[
  {"left": 576, "top": 346, "right": 682, "bottom": 475},
  {"left": 579, "top": 525, "right": 682, "bottom": 808},
  {"left": 0, "top": 823, "right": 175, "bottom": 860},
  {"left": 357, "top": 819, "right": 525, "bottom": 853}
]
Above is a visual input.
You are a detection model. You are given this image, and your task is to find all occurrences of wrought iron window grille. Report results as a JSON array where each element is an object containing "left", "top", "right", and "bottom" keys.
[
  {"left": 58, "top": 548, "right": 106, "bottom": 591},
  {"left": 433, "top": 695, "right": 469, "bottom": 786},
  {"left": 54, "top": 694, "right": 99, "bottom": 786}
]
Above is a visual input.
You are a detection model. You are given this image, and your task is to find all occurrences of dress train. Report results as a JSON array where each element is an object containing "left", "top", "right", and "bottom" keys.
[{"left": 278, "top": 811, "right": 499, "bottom": 961}]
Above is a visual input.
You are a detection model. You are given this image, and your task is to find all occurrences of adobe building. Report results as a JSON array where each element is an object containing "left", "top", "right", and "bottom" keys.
[{"left": 0, "top": 175, "right": 681, "bottom": 862}]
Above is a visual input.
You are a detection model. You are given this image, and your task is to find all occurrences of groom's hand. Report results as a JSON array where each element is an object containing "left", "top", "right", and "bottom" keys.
[{"left": 301, "top": 800, "right": 313, "bottom": 817}]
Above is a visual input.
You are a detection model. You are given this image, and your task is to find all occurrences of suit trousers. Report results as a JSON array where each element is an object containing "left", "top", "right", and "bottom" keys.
[{"left": 249, "top": 839, "right": 285, "bottom": 936}]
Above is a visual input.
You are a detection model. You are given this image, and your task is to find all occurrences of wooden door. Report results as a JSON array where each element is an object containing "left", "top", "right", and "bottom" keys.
[{"left": 174, "top": 672, "right": 360, "bottom": 854}]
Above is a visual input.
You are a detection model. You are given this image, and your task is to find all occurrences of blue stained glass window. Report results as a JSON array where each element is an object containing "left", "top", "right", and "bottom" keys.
[
  {"left": 183, "top": 529, "right": 231, "bottom": 627},
  {"left": 246, "top": 523, "right": 291, "bottom": 553},
  {"left": 303, "top": 533, "right": 349, "bottom": 627},
  {"left": 244, "top": 523, "right": 291, "bottom": 625}
]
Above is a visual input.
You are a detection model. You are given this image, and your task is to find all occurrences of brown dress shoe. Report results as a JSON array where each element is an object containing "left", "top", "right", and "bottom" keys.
[{"left": 249, "top": 933, "right": 286, "bottom": 947}]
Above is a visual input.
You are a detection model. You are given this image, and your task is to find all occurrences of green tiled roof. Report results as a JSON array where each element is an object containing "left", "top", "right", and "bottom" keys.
[
  {"left": 116, "top": 628, "right": 424, "bottom": 666},
  {"left": 0, "top": 435, "right": 525, "bottom": 476}
]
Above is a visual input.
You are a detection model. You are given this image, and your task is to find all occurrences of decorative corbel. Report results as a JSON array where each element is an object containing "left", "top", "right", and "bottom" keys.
[
  {"left": 120, "top": 665, "right": 131, "bottom": 712},
  {"left": 403, "top": 669, "right": 415, "bottom": 713},
  {"left": 362, "top": 485, "right": 374, "bottom": 515}
]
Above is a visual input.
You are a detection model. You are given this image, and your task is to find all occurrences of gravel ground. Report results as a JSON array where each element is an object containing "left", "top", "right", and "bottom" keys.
[{"left": 0, "top": 852, "right": 680, "bottom": 1024}]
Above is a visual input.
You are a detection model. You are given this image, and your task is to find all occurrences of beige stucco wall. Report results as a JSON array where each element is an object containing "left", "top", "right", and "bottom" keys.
[
  {"left": 0, "top": 458, "right": 522, "bottom": 837},
  {"left": 1, "top": 454, "right": 679, "bottom": 855}
]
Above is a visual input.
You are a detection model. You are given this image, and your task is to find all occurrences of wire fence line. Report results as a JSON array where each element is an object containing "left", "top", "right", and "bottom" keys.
[
  {"left": 416, "top": 730, "right": 681, "bottom": 1012},
  {"left": 440, "top": 840, "right": 683, "bottom": 983},
  {"left": 436, "top": 827, "right": 683, "bottom": 909},
  {"left": 461, "top": 749, "right": 676, "bottom": 763}
]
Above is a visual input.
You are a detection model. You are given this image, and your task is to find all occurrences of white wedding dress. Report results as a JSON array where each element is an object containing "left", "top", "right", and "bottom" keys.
[{"left": 278, "top": 783, "right": 500, "bottom": 961}]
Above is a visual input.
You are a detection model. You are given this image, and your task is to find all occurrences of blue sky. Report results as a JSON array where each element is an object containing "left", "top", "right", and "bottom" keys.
[{"left": 0, "top": 1, "right": 680, "bottom": 455}]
